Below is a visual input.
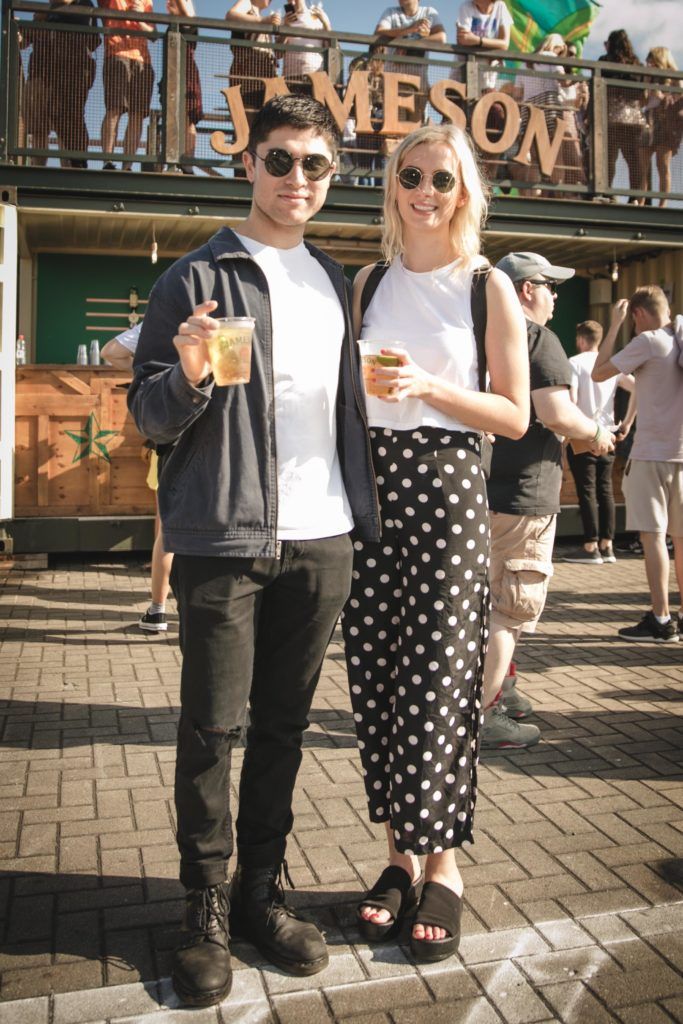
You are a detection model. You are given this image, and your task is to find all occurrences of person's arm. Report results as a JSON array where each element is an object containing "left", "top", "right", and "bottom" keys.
[
  {"left": 532, "top": 386, "right": 615, "bottom": 454},
  {"left": 173, "top": 0, "right": 196, "bottom": 17},
  {"left": 457, "top": 3, "right": 511, "bottom": 49},
  {"left": 367, "top": 268, "right": 530, "bottom": 439},
  {"left": 309, "top": 5, "right": 331, "bottom": 31},
  {"left": 129, "top": 0, "right": 154, "bottom": 33},
  {"left": 616, "top": 388, "right": 637, "bottom": 441},
  {"left": 375, "top": 14, "right": 431, "bottom": 40},
  {"left": 101, "top": 338, "right": 135, "bottom": 371},
  {"left": 592, "top": 299, "right": 629, "bottom": 381}
]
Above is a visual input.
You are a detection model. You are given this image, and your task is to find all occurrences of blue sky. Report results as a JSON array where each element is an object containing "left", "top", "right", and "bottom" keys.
[{"left": 201, "top": 0, "right": 681, "bottom": 66}]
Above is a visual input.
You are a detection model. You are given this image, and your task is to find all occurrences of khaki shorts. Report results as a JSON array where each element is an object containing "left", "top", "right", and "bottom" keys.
[
  {"left": 489, "top": 512, "right": 557, "bottom": 634},
  {"left": 623, "top": 459, "right": 683, "bottom": 536}
]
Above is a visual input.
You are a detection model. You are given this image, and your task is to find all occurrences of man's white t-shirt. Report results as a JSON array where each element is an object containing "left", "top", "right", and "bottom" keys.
[
  {"left": 611, "top": 316, "right": 683, "bottom": 462},
  {"left": 569, "top": 350, "right": 620, "bottom": 428},
  {"left": 377, "top": 4, "right": 441, "bottom": 38},
  {"left": 235, "top": 233, "right": 353, "bottom": 539},
  {"left": 115, "top": 322, "right": 142, "bottom": 352},
  {"left": 457, "top": 0, "right": 512, "bottom": 39}
]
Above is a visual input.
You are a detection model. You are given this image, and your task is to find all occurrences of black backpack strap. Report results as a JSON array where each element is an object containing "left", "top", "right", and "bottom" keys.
[
  {"left": 360, "top": 261, "right": 390, "bottom": 322},
  {"left": 470, "top": 268, "right": 489, "bottom": 393}
]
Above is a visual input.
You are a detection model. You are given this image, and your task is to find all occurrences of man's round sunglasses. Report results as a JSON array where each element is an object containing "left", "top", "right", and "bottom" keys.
[
  {"left": 249, "top": 148, "right": 333, "bottom": 181},
  {"left": 528, "top": 279, "right": 558, "bottom": 297},
  {"left": 397, "top": 165, "right": 458, "bottom": 193}
]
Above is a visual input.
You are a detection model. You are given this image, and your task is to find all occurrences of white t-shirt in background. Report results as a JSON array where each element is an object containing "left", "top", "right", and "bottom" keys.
[
  {"left": 377, "top": 4, "right": 441, "bottom": 38},
  {"left": 282, "top": 6, "right": 325, "bottom": 77},
  {"left": 457, "top": 0, "right": 512, "bottom": 39},
  {"left": 235, "top": 233, "right": 353, "bottom": 539},
  {"left": 569, "top": 350, "right": 620, "bottom": 427}
]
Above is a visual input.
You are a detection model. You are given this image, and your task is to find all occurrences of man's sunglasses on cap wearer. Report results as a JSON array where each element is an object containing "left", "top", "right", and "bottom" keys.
[
  {"left": 249, "top": 148, "right": 333, "bottom": 181},
  {"left": 527, "top": 279, "right": 558, "bottom": 298},
  {"left": 397, "top": 165, "right": 458, "bottom": 194}
]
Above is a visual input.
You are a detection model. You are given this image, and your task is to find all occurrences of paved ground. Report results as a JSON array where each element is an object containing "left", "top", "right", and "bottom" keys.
[{"left": 0, "top": 548, "right": 681, "bottom": 1024}]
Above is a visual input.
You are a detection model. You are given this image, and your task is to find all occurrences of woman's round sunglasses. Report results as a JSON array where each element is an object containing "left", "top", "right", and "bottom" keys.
[
  {"left": 397, "top": 165, "right": 458, "bottom": 194},
  {"left": 249, "top": 147, "right": 333, "bottom": 181}
]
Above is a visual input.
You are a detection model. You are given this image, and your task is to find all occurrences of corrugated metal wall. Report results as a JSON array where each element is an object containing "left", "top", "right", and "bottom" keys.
[{"left": 588, "top": 249, "right": 683, "bottom": 336}]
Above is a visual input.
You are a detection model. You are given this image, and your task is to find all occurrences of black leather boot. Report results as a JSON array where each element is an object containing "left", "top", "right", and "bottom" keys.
[
  {"left": 172, "top": 883, "right": 232, "bottom": 1006},
  {"left": 230, "top": 861, "right": 328, "bottom": 976}
]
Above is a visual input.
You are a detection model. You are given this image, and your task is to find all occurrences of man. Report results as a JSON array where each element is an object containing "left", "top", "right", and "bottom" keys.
[
  {"left": 375, "top": 0, "right": 447, "bottom": 121},
  {"left": 563, "top": 320, "right": 633, "bottom": 565},
  {"left": 128, "top": 95, "right": 379, "bottom": 1007},
  {"left": 593, "top": 288, "right": 683, "bottom": 643},
  {"left": 102, "top": 323, "right": 173, "bottom": 633},
  {"left": 101, "top": 0, "right": 155, "bottom": 171},
  {"left": 481, "top": 253, "right": 615, "bottom": 749}
]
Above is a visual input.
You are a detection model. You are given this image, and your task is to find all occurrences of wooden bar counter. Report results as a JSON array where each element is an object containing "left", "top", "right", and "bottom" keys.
[{"left": 14, "top": 365, "right": 155, "bottom": 518}]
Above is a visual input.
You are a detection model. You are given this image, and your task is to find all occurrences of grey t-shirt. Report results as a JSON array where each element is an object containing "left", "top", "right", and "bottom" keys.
[{"left": 611, "top": 317, "right": 683, "bottom": 462}]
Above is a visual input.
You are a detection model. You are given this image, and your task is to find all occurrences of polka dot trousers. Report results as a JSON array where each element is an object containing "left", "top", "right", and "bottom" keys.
[{"left": 342, "top": 428, "right": 489, "bottom": 854}]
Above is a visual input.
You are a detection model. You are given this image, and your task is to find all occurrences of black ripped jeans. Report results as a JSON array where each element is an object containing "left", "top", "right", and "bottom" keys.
[{"left": 171, "top": 536, "right": 353, "bottom": 890}]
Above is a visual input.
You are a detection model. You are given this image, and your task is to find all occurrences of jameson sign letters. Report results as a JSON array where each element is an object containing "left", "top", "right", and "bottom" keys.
[{"left": 210, "top": 70, "right": 572, "bottom": 176}]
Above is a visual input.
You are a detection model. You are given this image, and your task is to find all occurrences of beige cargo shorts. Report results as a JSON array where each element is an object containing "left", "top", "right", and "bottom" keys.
[{"left": 489, "top": 511, "right": 557, "bottom": 634}]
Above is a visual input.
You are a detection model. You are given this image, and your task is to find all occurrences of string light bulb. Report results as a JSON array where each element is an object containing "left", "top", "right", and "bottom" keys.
[{"left": 610, "top": 261, "right": 619, "bottom": 282}]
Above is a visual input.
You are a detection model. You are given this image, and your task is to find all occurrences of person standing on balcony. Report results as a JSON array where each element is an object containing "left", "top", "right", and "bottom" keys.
[
  {"left": 101, "top": 0, "right": 155, "bottom": 171},
  {"left": 375, "top": 1, "right": 447, "bottom": 122},
  {"left": 281, "top": 0, "right": 332, "bottom": 94},
  {"left": 643, "top": 47, "right": 683, "bottom": 209},
  {"left": 598, "top": 29, "right": 648, "bottom": 202},
  {"left": 227, "top": 0, "right": 280, "bottom": 124},
  {"left": 21, "top": 0, "right": 99, "bottom": 168}
]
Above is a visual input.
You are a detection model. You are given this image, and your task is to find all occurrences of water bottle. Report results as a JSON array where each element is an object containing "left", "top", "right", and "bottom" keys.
[
  {"left": 76, "top": 344, "right": 88, "bottom": 365},
  {"left": 15, "top": 334, "right": 27, "bottom": 366},
  {"left": 89, "top": 339, "right": 101, "bottom": 365}
]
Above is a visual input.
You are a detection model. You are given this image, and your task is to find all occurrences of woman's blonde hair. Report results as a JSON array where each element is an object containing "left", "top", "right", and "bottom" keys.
[
  {"left": 537, "top": 33, "right": 566, "bottom": 55},
  {"left": 646, "top": 46, "right": 678, "bottom": 78},
  {"left": 381, "top": 124, "right": 489, "bottom": 267}
]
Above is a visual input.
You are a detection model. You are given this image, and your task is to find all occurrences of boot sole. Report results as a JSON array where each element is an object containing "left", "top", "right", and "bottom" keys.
[{"left": 172, "top": 972, "right": 232, "bottom": 1007}]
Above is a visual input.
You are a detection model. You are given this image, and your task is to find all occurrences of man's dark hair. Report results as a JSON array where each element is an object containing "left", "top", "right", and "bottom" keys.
[
  {"left": 248, "top": 95, "right": 341, "bottom": 156},
  {"left": 576, "top": 320, "right": 603, "bottom": 346}
]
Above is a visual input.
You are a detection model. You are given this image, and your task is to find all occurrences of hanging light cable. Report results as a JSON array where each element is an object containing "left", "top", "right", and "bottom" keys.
[{"left": 151, "top": 224, "right": 158, "bottom": 265}]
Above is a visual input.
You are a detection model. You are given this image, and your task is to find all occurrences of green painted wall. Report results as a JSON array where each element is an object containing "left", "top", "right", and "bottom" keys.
[
  {"left": 36, "top": 254, "right": 175, "bottom": 364},
  {"left": 548, "top": 274, "right": 589, "bottom": 357}
]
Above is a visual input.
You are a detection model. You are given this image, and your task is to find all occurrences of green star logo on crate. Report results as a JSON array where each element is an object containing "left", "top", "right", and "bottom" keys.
[{"left": 65, "top": 414, "right": 118, "bottom": 463}]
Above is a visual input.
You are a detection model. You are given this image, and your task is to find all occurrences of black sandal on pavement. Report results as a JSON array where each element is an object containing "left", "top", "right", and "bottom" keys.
[
  {"left": 409, "top": 881, "right": 462, "bottom": 963},
  {"left": 357, "top": 865, "right": 422, "bottom": 942}
]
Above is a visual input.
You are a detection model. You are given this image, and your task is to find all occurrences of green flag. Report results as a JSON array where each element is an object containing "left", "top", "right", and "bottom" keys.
[{"left": 506, "top": 0, "right": 600, "bottom": 54}]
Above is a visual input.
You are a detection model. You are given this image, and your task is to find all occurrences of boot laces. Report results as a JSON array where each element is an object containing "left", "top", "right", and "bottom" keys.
[
  {"left": 195, "top": 884, "right": 229, "bottom": 940},
  {"left": 265, "top": 860, "right": 296, "bottom": 925}
]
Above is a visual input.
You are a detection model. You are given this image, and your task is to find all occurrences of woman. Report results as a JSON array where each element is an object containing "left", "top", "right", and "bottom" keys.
[
  {"left": 644, "top": 47, "right": 682, "bottom": 208},
  {"left": 599, "top": 30, "right": 648, "bottom": 200},
  {"left": 342, "top": 124, "right": 529, "bottom": 962},
  {"left": 226, "top": 0, "right": 280, "bottom": 123},
  {"left": 281, "top": 0, "right": 331, "bottom": 94}
]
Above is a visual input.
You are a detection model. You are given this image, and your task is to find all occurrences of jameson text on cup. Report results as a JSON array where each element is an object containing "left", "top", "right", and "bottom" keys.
[
  {"left": 359, "top": 340, "right": 405, "bottom": 397},
  {"left": 207, "top": 317, "right": 255, "bottom": 386}
]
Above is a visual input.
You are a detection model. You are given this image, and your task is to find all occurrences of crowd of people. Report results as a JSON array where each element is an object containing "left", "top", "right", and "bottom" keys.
[
  {"left": 119, "top": 91, "right": 683, "bottom": 1010},
  {"left": 15, "top": 0, "right": 683, "bottom": 198}
]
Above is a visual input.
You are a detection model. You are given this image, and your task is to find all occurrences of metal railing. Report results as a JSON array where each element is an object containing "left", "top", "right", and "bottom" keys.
[{"left": 2, "top": 0, "right": 682, "bottom": 204}]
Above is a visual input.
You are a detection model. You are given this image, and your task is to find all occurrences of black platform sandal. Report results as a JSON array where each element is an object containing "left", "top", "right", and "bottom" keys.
[
  {"left": 409, "top": 881, "right": 462, "bottom": 963},
  {"left": 357, "top": 865, "right": 422, "bottom": 943}
]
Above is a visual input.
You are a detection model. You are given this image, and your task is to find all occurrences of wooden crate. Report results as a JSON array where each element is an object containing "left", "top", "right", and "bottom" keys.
[{"left": 14, "top": 366, "right": 156, "bottom": 517}]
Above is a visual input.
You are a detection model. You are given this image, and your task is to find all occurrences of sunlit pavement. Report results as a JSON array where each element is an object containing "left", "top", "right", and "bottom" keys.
[{"left": 0, "top": 548, "right": 681, "bottom": 1023}]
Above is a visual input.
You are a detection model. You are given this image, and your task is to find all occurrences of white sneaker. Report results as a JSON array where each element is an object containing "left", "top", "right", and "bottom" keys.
[{"left": 481, "top": 706, "right": 541, "bottom": 749}]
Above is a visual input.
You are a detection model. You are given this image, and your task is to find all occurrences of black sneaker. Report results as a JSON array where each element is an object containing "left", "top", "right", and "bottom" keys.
[
  {"left": 618, "top": 612, "right": 679, "bottom": 644},
  {"left": 561, "top": 547, "right": 603, "bottom": 564},
  {"left": 229, "top": 862, "right": 328, "bottom": 976},
  {"left": 173, "top": 884, "right": 232, "bottom": 1007},
  {"left": 678, "top": 614, "right": 683, "bottom": 639},
  {"left": 102, "top": 161, "right": 116, "bottom": 170},
  {"left": 615, "top": 537, "right": 643, "bottom": 556},
  {"left": 139, "top": 608, "right": 168, "bottom": 632}
]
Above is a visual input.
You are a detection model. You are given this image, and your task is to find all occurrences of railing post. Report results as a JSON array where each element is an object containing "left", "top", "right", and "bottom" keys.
[
  {"left": 592, "top": 71, "right": 608, "bottom": 195},
  {"left": 163, "top": 24, "right": 182, "bottom": 169},
  {"left": 325, "top": 39, "right": 342, "bottom": 86},
  {"left": 466, "top": 52, "right": 480, "bottom": 101},
  {"left": 0, "top": 0, "right": 13, "bottom": 163}
]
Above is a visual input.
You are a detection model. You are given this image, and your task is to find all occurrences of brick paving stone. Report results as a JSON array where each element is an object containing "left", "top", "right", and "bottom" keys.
[
  {"left": 464, "top": 885, "right": 528, "bottom": 930},
  {"left": 537, "top": 981, "right": 616, "bottom": 1024},
  {"left": 459, "top": 928, "right": 550, "bottom": 966},
  {"left": 270, "top": 990, "right": 333, "bottom": 1024},
  {"left": 392, "top": 996, "right": 505, "bottom": 1024},
  {"left": 0, "top": 997, "right": 50, "bottom": 1023},
  {"left": 472, "top": 960, "right": 551, "bottom": 1024},
  {"left": 113, "top": 1010, "right": 220, "bottom": 1023},
  {"left": 617, "top": 1007, "right": 680, "bottom": 1024},
  {"left": 588, "top": 963, "right": 683, "bottom": 1006},
  {"left": 514, "top": 947, "right": 613, "bottom": 985},
  {"left": 325, "top": 976, "right": 432, "bottom": 1017},
  {"left": 535, "top": 920, "right": 595, "bottom": 951},
  {"left": 53, "top": 981, "right": 161, "bottom": 1024}
]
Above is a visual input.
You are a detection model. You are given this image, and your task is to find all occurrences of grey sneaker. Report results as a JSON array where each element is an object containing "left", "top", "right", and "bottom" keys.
[
  {"left": 561, "top": 547, "right": 603, "bottom": 564},
  {"left": 500, "top": 673, "right": 533, "bottom": 719},
  {"left": 481, "top": 706, "right": 541, "bottom": 749},
  {"left": 599, "top": 544, "right": 616, "bottom": 563}
]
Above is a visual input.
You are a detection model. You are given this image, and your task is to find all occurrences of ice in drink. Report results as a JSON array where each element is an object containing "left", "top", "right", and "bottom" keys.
[{"left": 207, "top": 317, "right": 255, "bottom": 386}]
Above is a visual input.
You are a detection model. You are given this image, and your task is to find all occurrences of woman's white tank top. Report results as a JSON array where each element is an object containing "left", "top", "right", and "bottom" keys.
[{"left": 360, "top": 255, "right": 487, "bottom": 432}]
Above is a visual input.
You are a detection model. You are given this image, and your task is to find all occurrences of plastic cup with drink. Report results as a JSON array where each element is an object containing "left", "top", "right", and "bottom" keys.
[
  {"left": 359, "top": 339, "right": 405, "bottom": 397},
  {"left": 206, "top": 317, "right": 255, "bottom": 386}
]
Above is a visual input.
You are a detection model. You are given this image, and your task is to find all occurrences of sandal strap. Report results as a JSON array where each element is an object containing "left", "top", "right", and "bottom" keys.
[
  {"left": 414, "top": 881, "right": 462, "bottom": 936},
  {"left": 359, "top": 865, "right": 417, "bottom": 919}
]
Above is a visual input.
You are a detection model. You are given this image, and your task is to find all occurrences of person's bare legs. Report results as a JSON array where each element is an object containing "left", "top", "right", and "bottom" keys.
[
  {"left": 656, "top": 148, "right": 672, "bottom": 208},
  {"left": 359, "top": 822, "right": 420, "bottom": 927},
  {"left": 122, "top": 112, "right": 144, "bottom": 170},
  {"left": 640, "top": 531, "right": 671, "bottom": 617},
  {"left": 150, "top": 511, "right": 172, "bottom": 607},
  {"left": 482, "top": 620, "right": 520, "bottom": 709},
  {"left": 101, "top": 110, "right": 120, "bottom": 159},
  {"left": 672, "top": 535, "right": 683, "bottom": 617}
]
